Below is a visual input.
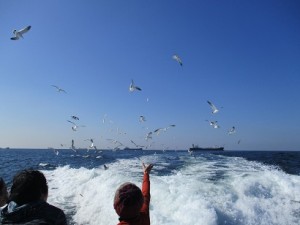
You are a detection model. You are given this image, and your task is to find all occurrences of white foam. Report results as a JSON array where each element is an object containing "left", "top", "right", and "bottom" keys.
[{"left": 42, "top": 154, "right": 300, "bottom": 225}]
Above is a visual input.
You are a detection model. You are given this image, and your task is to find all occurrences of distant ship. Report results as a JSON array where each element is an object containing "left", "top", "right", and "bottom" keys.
[
  {"left": 188, "top": 144, "right": 224, "bottom": 152},
  {"left": 123, "top": 147, "right": 143, "bottom": 150}
]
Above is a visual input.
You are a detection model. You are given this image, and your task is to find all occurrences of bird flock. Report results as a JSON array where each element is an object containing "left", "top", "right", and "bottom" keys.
[{"left": 9, "top": 25, "right": 240, "bottom": 155}]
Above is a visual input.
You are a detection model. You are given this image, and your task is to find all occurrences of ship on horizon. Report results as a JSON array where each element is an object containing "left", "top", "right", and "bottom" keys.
[
  {"left": 123, "top": 147, "right": 143, "bottom": 151},
  {"left": 188, "top": 144, "right": 224, "bottom": 152}
]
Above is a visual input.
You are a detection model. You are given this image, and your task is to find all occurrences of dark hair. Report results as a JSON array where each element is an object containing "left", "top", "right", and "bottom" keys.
[
  {"left": 9, "top": 170, "right": 48, "bottom": 205},
  {"left": 114, "top": 182, "right": 144, "bottom": 218}
]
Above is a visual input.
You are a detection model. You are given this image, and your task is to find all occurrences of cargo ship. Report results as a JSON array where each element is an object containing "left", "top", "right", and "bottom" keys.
[
  {"left": 188, "top": 144, "right": 224, "bottom": 152},
  {"left": 123, "top": 147, "right": 143, "bottom": 150}
]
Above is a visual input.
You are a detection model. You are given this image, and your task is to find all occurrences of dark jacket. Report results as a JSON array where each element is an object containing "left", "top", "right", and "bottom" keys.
[{"left": 0, "top": 200, "right": 67, "bottom": 225}]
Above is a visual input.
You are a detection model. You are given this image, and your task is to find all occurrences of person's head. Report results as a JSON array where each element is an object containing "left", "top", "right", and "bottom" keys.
[
  {"left": 0, "top": 177, "right": 9, "bottom": 206},
  {"left": 113, "top": 182, "right": 144, "bottom": 219},
  {"left": 9, "top": 170, "right": 48, "bottom": 205}
]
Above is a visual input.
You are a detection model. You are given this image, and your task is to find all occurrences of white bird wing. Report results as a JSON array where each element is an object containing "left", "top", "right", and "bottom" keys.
[
  {"left": 19, "top": 26, "right": 31, "bottom": 35},
  {"left": 207, "top": 100, "right": 218, "bottom": 112}
]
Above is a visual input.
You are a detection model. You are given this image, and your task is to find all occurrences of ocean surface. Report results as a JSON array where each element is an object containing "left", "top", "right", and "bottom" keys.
[{"left": 0, "top": 149, "right": 300, "bottom": 225}]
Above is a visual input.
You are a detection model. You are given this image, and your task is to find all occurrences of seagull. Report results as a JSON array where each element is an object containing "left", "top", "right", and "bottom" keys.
[
  {"left": 228, "top": 126, "right": 236, "bottom": 135},
  {"left": 49, "top": 147, "right": 59, "bottom": 155},
  {"left": 145, "top": 132, "right": 153, "bottom": 141},
  {"left": 207, "top": 100, "right": 219, "bottom": 114},
  {"left": 237, "top": 139, "right": 241, "bottom": 144},
  {"left": 129, "top": 80, "right": 142, "bottom": 92},
  {"left": 51, "top": 85, "right": 67, "bottom": 93},
  {"left": 206, "top": 120, "right": 220, "bottom": 128},
  {"left": 53, "top": 148, "right": 59, "bottom": 156},
  {"left": 71, "top": 139, "right": 77, "bottom": 152},
  {"left": 104, "top": 164, "right": 108, "bottom": 170},
  {"left": 139, "top": 116, "right": 146, "bottom": 123},
  {"left": 102, "top": 114, "right": 107, "bottom": 123},
  {"left": 71, "top": 115, "right": 79, "bottom": 120},
  {"left": 172, "top": 54, "right": 183, "bottom": 66},
  {"left": 11, "top": 25, "right": 31, "bottom": 40},
  {"left": 67, "top": 120, "right": 85, "bottom": 131},
  {"left": 85, "top": 138, "right": 97, "bottom": 150}
]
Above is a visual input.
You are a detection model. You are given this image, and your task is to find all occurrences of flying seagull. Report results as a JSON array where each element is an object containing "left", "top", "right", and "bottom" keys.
[
  {"left": 172, "top": 54, "right": 183, "bottom": 66},
  {"left": 53, "top": 148, "right": 59, "bottom": 156},
  {"left": 11, "top": 25, "right": 31, "bottom": 40},
  {"left": 139, "top": 116, "right": 146, "bottom": 123},
  {"left": 206, "top": 120, "right": 220, "bottom": 129},
  {"left": 129, "top": 80, "right": 142, "bottom": 92},
  {"left": 67, "top": 120, "right": 85, "bottom": 131},
  {"left": 207, "top": 100, "right": 219, "bottom": 114},
  {"left": 71, "top": 139, "right": 77, "bottom": 152},
  {"left": 145, "top": 132, "right": 153, "bottom": 141},
  {"left": 228, "top": 126, "right": 236, "bottom": 135},
  {"left": 71, "top": 115, "right": 79, "bottom": 120},
  {"left": 51, "top": 85, "right": 67, "bottom": 93},
  {"left": 85, "top": 138, "right": 97, "bottom": 151}
]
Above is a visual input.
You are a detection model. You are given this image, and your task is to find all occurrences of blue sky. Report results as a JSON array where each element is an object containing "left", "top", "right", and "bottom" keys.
[{"left": 1, "top": 0, "right": 299, "bottom": 150}]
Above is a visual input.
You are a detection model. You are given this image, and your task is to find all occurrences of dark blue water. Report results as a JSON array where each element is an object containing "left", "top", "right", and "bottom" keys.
[
  {"left": 1, "top": 149, "right": 299, "bottom": 185},
  {"left": 1, "top": 149, "right": 300, "bottom": 225}
]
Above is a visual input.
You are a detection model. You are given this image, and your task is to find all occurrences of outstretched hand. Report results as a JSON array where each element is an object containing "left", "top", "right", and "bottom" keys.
[{"left": 143, "top": 163, "right": 153, "bottom": 174}]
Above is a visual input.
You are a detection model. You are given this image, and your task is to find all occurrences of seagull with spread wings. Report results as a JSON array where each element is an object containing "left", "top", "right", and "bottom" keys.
[
  {"left": 67, "top": 120, "right": 85, "bottom": 131},
  {"left": 11, "top": 25, "right": 31, "bottom": 40},
  {"left": 51, "top": 85, "right": 67, "bottom": 93},
  {"left": 129, "top": 80, "right": 142, "bottom": 92},
  {"left": 207, "top": 100, "right": 219, "bottom": 114},
  {"left": 206, "top": 120, "right": 220, "bottom": 129}
]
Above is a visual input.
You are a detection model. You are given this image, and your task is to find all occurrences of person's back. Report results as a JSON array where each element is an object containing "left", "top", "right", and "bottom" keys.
[
  {"left": 114, "top": 163, "right": 153, "bottom": 225},
  {"left": 0, "top": 170, "right": 67, "bottom": 225}
]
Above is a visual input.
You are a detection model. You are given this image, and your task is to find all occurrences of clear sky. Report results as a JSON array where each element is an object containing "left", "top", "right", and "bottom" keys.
[{"left": 1, "top": 0, "right": 300, "bottom": 150}]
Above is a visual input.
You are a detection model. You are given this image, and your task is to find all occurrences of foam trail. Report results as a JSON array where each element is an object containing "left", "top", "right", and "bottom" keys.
[{"left": 43, "top": 154, "right": 300, "bottom": 225}]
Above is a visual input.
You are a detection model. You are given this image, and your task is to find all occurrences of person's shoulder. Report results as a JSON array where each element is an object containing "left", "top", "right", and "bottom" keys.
[
  {"left": 40, "top": 202, "right": 67, "bottom": 224},
  {"left": 43, "top": 202, "right": 64, "bottom": 213}
]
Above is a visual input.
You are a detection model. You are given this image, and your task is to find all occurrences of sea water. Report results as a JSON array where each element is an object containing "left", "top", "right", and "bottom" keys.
[{"left": 0, "top": 149, "right": 299, "bottom": 225}]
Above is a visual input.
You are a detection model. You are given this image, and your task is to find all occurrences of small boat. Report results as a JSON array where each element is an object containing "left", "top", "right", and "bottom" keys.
[{"left": 188, "top": 144, "right": 224, "bottom": 152}]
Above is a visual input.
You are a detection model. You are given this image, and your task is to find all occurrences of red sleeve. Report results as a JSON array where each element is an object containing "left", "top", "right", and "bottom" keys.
[{"left": 140, "top": 173, "right": 150, "bottom": 213}]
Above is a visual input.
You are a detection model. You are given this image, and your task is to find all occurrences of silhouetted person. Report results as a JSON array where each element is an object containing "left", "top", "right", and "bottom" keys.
[
  {"left": 0, "top": 170, "right": 67, "bottom": 224},
  {"left": 0, "top": 178, "right": 8, "bottom": 209},
  {"left": 114, "top": 163, "right": 153, "bottom": 225}
]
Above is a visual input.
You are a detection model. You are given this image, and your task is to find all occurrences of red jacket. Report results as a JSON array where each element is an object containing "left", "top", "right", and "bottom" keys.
[{"left": 117, "top": 173, "right": 151, "bottom": 225}]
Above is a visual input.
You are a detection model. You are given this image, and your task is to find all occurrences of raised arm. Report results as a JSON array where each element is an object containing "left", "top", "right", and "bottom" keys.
[{"left": 140, "top": 163, "right": 153, "bottom": 213}]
